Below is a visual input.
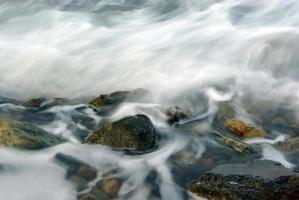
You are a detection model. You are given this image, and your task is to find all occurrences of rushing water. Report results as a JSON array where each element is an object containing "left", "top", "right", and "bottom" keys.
[{"left": 0, "top": 0, "right": 299, "bottom": 200}]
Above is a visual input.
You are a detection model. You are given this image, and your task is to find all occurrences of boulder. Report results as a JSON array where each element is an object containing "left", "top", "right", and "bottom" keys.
[
  {"left": 225, "top": 119, "right": 266, "bottom": 138},
  {"left": 84, "top": 114, "right": 156, "bottom": 152},
  {"left": 190, "top": 160, "right": 299, "bottom": 200},
  {"left": 0, "top": 115, "right": 65, "bottom": 149}
]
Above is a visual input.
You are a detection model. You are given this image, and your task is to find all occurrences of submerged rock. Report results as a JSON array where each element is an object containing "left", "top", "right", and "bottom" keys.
[
  {"left": 0, "top": 115, "right": 65, "bottom": 149},
  {"left": 88, "top": 88, "right": 151, "bottom": 112},
  {"left": 84, "top": 114, "right": 156, "bottom": 152},
  {"left": 275, "top": 136, "right": 299, "bottom": 152},
  {"left": 79, "top": 170, "right": 122, "bottom": 200},
  {"left": 212, "top": 130, "right": 255, "bottom": 153},
  {"left": 190, "top": 160, "right": 299, "bottom": 200},
  {"left": 225, "top": 119, "right": 266, "bottom": 138},
  {"left": 55, "top": 153, "right": 97, "bottom": 192},
  {"left": 161, "top": 106, "right": 190, "bottom": 124}
]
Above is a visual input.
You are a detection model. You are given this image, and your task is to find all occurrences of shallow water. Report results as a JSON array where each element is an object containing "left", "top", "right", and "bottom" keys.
[{"left": 0, "top": 0, "right": 299, "bottom": 199}]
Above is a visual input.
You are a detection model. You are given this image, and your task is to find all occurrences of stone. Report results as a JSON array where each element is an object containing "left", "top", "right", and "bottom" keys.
[
  {"left": 55, "top": 153, "right": 97, "bottom": 182},
  {"left": 84, "top": 114, "right": 156, "bottom": 152},
  {"left": 161, "top": 106, "right": 190, "bottom": 124},
  {"left": 22, "top": 97, "right": 72, "bottom": 109},
  {"left": 190, "top": 160, "right": 299, "bottom": 200},
  {"left": 225, "top": 119, "right": 266, "bottom": 138},
  {"left": 275, "top": 137, "right": 299, "bottom": 152},
  {"left": 88, "top": 88, "right": 151, "bottom": 112},
  {"left": 0, "top": 114, "right": 65, "bottom": 149},
  {"left": 212, "top": 130, "right": 255, "bottom": 153}
]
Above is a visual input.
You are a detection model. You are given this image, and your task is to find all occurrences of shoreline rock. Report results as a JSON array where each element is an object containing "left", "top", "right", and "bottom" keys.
[{"left": 190, "top": 160, "right": 299, "bottom": 200}]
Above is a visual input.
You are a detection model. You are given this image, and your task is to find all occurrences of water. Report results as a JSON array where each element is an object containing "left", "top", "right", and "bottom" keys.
[{"left": 0, "top": 0, "right": 299, "bottom": 199}]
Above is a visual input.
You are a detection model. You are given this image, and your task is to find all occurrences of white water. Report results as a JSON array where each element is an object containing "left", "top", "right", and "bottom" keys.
[
  {"left": 0, "top": 0, "right": 299, "bottom": 200},
  {"left": 0, "top": 0, "right": 299, "bottom": 106}
]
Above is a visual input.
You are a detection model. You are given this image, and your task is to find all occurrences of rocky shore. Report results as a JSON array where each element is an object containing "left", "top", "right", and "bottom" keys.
[{"left": 0, "top": 89, "right": 298, "bottom": 200}]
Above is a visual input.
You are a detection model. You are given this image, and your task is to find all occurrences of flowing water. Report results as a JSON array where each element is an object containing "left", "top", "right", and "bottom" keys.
[{"left": 0, "top": 0, "right": 299, "bottom": 200}]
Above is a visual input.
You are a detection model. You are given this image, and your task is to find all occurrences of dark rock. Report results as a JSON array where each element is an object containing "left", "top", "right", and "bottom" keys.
[
  {"left": 190, "top": 160, "right": 299, "bottom": 200},
  {"left": 55, "top": 153, "right": 97, "bottom": 192},
  {"left": 88, "top": 88, "right": 151, "bottom": 113},
  {"left": 162, "top": 106, "right": 190, "bottom": 124},
  {"left": 55, "top": 153, "right": 97, "bottom": 182},
  {"left": 0, "top": 114, "right": 65, "bottom": 149},
  {"left": 84, "top": 114, "right": 156, "bottom": 152}
]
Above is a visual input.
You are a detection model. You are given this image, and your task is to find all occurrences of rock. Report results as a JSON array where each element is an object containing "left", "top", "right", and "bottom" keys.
[
  {"left": 88, "top": 88, "right": 151, "bottom": 112},
  {"left": 55, "top": 153, "right": 97, "bottom": 192},
  {"left": 79, "top": 170, "right": 122, "bottom": 200},
  {"left": 84, "top": 114, "right": 156, "bottom": 152},
  {"left": 0, "top": 115, "right": 65, "bottom": 149},
  {"left": 190, "top": 160, "right": 299, "bottom": 200},
  {"left": 101, "top": 178, "right": 121, "bottom": 198},
  {"left": 23, "top": 98, "right": 72, "bottom": 109},
  {"left": 212, "top": 130, "right": 255, "bottom": 153},
  {"left": 55, "top": 153, "right": 97, "bottom": 182},
  {"left": 225, "top": 119, "right": 266, "bottom": 138},
  {"left": 23, "top": 98, "right": 44, "bottom": 108},
  {"left": 79, "top": 194, "right": 96, "bottom": 200},
  {"left": 161, "top": 106, "right": 190, "bottom": 124},
  {"left": 275, "top": 137, "right": 299, "bottom": 152}
]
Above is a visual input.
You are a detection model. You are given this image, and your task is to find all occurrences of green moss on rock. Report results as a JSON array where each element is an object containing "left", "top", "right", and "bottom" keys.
[
  {"left": 0, "top": 115, "right": 65, "bottom": 149},
  {"left": 84, "top": 114, "right": 156, "bottom": 151}
]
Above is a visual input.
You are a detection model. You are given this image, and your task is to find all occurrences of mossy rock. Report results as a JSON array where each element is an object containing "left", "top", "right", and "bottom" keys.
[
  {"left": 88, "top": 88, "right": 151, "bottom": 112},
  {"left": 225, "top": 119, "right": 266, "bottom": 138},
  {"left": 84, "top": 114, "right": 156, "bottom": 151},
  {"left": 0, "top": 115, "right": 65, "bottom": 149},
  {"left": 23, "top": 98, "right": 72, "bottom": 109}
]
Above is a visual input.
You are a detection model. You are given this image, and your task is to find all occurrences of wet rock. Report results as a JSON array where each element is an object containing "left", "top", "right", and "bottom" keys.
[
  {"left": 161, "top": 106, "right": 190, "bottom": 124},
  {"left": 212, "top": 130, "right": 255, "bottom": 153},
  {"left": 225, "top": 119, "right": 266, "bottom": 138},
  {"left": 55, "top": 153, "right": 97, "bottom": 181},
  {"left": 55, "top": 153, "right": 97, "bottom": 192},
  {"left": 79, "top": 170, "right": 122, "bottom": 200},
  {"left": 84, "top": 114, "right": 156, "bottom": 152},
  {"left": 190, "top": 160, "right": 299, "bottom": 200},
  {"left": 79, "top": 194, "right": 96, "bottom": 200},
  {"left": 0, "top": 115, "right": 65, "bottom": 149},
  {"left": 88, "top": 88, "right": 151, "bottom": 113},
  {"left": 23, "top": 97, "right": 72, "bottom": 109},
  {"left": 275, "top": 137, "right": 299, "bottom": 152},
  {"left": 23, "top": 98, "right": 44, "bottom": 108}
]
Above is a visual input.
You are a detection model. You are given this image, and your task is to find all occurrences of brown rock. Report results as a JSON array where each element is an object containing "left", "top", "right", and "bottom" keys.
[{"left": 225, "top": 119, "right": 266, "bottom": 138}]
